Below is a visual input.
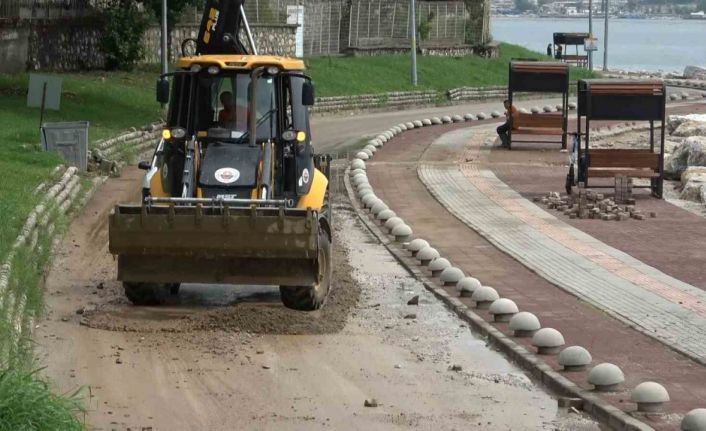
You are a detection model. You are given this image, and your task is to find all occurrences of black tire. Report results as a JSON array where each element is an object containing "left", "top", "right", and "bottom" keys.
[
  {"left": 280, "top": 227, "right": 332, "bottom": 311},
  {"left": 123, "top": 282, "right": 180, "bottom": 306}
]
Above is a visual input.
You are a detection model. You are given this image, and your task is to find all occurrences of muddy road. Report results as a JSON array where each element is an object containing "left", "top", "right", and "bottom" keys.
[{"left": 36, "top": 109, "right": 599, "bottom": 430}]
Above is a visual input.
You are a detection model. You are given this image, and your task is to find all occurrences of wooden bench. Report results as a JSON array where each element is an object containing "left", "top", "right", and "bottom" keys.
[
  {"left": 585, "top": 149, "right": 660, "bottom": 178},
  {"left": 562, "top": 54, "right": 588, "bottom": 67},
  {"left": 509, "top": 113, "right": 566, "bottom": 149}
]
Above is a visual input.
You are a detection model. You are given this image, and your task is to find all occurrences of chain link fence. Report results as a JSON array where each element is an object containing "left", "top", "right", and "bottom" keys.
[{"left": 349, "top": 0, "right": 468, "bottom": 49}]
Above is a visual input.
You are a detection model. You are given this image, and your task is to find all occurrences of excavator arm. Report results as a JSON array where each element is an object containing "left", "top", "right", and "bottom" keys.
[{"left": 196, "top": 0, "right": 257, "bottom": 55}]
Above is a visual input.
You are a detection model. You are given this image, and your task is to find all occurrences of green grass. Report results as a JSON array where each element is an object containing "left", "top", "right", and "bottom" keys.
[
  {"left": 306, "top": 43, "right": 597, "bottom": 97},
  {"left": 0, "top": 65, "right": 163, "bottom": 262},
  {"left": 0, "top": 368, "right": 84, "bottom": 431}
]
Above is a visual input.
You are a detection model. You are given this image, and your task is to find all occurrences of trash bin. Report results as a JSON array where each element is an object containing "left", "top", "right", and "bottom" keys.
[{"left": 41, "top": 121, "right": 89, "bottom": 172}]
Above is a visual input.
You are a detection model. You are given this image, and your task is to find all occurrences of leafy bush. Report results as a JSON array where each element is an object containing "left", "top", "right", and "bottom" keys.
[{"left": 100, "top": 1, "right": 150, "bottom": 70}]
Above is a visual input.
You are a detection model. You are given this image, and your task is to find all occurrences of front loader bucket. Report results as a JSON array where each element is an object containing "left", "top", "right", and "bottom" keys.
[{"left": 109, "top": 204, "right": 320, "bottom": 286}]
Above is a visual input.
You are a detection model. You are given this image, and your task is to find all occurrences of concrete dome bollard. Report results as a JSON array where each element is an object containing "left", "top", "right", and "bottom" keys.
[
  {"left": 355, "top": 179, "right": 370, "bottom": 190},
  {"left": 568, "top": 101, "right": 577, "bottom": 110},
  {"left": 509, "top": 312, "right": 540, "bottom": 337},
  {"left": 489, "top": 298, "right": 519, "bottom": 322},
  {"left": 441, "top": 116, "right": 453, "bottom": 124},
  {"left": 361, "top": 148, "right": 374, "bottom": 158},
  {"left": 376, "top": 134, "right": 388, "bottom": 143},
  {"left": 405, "top": 122, "right": 415, "bottom": 129},
  {"left": 457, "top": 277, "right": 481, "bottom": 297},
  {"left": 398, "top": 123, "right": 408, "bottom": 131},
  {"left": 558, "top": 346, "right": 592, "bottom": 371},
  {"left": 364, "top": 145, "right": 377, "bottom": 154},
  {"left": 471, "top": 285, "right": 499, "bottom": 309},
  {"left": 350, "top": 168, "right": 365, "bottom": 177},
  {"left": 361, "top": 194, "right": 378, "bottom": 207},
  {"left": 352, "top": 172, "right": 367, "bottom": 183},
  {"left": 376, "top": 209, "right": 396, "bottom": 222},
  {"left": 356, "top": 151, "right": 369, "bottom": 160},
  {"left": 588, "top": 363, "right": 625, "bottom": 392},
  {"left": 351, "top": 159, "right": 366, "bottom": 171},
  {"left": 357, "top": 185, "right": 373, "bottom": 197},
  {"left": 392, "top": 223, "right": 413, "bottom": 242},
  {"left": 669, "top": 93, "right": 679, "bottom": 101},
  {"left": 406, "top": 238, "right": 430, "bottom": 256},
  {"left": 555, "top": 104, "right": 562, "bottom": 111},
  {"left": 370, "top": 201, "right": 389, "bottom": 216},
  {"left": 477, "top": 112, "right": 488, "bottom": 120},
  {"left": 429, "top": 258, "right": 451, "bottom": 277},
  {"left": 417, "top": 246, "right": 440, "bottom": 266},
  {"left": 370, "top": 139, "right": 383, "bottom": 148},
  {"left": 520, "top": 108, "right": 531, "bottom": 114},
  {"left": 422, "top": 118, "right": 432, "bottom": 126},
  {"left": 464, "top": 113, "right": 477, "bottom": 121},
  {"left": 631, "top": 382, "right": 670, "bottom": 413},
  {"left": 384, "top": 216, "right": 404, "bottom": 231},
  {"left": 543, "top": 105, "right": 554, "bottom": 112},
  {"left": 682, "top": 409, "right": 706, "bottom": 431},
  {"left": 681, "top": 92, "right": 690, "bottom": 100},
  {"left": 530, "top": 106, "right": 541, "bottom": 114},
  {"left": 452, "top": 115, "right": 464, "bottom": 122},
  {"left": 432, "top": 117, "right": 443, "bottom": 125},
  {"left": 365, "top": 197, "right": 383, "bottom": 211},
  {"left": 439, "top": 267, "right": 464, "bottom": 286},
  {"left": 384, "top": 131, "right": 394, "bottom": 139},
  {"left": 412, "top": 120, "right": 423, "bottom": 128},
  {"left": 531, "top": 328, "right": 565, "bottom": 355},
  {"left": 491, "top": 111, "right": 501, "bottom": 118}
]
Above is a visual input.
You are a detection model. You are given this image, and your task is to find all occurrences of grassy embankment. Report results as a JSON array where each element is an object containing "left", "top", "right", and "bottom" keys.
[
  {"left": 307, "top": 42, "right": 596, "bottom": 96},
  {"left": 0, "top": 68, "right": 161, "bottom": 430},
  {"left": 0, "top": 44, "right": 594, "bottom": 428}
]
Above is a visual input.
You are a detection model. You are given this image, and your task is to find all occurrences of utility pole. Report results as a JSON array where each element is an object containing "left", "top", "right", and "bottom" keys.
[
  {"left": 588, "top": 0, "right": 593, "bottom": 71},
  {"left": 602, "top": 0, "right": 609, "bottom": 71},
  {"left": 161, "top": 0, "right": 169, "bottom": 76},
  {"left": 410, "top": 0, "right": 418, "bottom": 86}
]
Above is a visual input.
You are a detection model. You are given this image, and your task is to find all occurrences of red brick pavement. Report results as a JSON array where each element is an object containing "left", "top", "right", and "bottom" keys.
[{"left": 367, "top": 115, "right": 706, "bottom": 430}]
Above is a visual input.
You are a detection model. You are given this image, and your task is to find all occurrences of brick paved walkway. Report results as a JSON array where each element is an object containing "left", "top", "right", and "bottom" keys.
[{"left": 418, "top": 128, "right": 706, "bottom": 364}]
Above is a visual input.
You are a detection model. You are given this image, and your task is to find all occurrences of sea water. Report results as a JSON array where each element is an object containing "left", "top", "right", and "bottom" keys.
[{"left": 492, "top": 16, "right": 706, "bottom": 72}]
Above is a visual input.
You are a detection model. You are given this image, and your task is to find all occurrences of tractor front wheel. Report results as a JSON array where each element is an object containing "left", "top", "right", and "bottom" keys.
[
  {"left": 280, "top": 227, "right": 332, "bottom": 311},
  {"left": 123, "top": 282, "right": 180, "bottom": 306}
]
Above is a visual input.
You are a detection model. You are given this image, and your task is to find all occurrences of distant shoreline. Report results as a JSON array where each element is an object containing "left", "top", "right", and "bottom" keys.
[{"left": 492, "top": 14, "right": 704, "bottom": 21}]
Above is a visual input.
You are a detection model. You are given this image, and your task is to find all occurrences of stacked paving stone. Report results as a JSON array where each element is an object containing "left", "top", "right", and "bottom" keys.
[{"left": 536, "top": 191, "right": 654, "bottom": 221}]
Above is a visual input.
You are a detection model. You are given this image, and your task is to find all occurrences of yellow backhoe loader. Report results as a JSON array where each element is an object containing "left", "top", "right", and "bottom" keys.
[{"left": 109, "top": 0, "right": 332, "bottom": 310}]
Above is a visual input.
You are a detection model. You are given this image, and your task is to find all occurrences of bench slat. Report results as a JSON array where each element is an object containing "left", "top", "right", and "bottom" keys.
[
  {"left": 514, "top": 128, "right": 564, "bottom": 135},
  {"left": 588, "top": 149, "right": 659, "bottom": 169},
  {"left": 588, "top": 168, "right": 659, "bottom": 178},
  {"left": 514, "top": 113, "right": 564, "bottom": 129}
]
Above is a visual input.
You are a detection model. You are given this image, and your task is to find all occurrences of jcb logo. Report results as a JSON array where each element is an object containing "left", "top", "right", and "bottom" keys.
[{"left": 203, "top": 8, "right": 220, "bottom": 44}]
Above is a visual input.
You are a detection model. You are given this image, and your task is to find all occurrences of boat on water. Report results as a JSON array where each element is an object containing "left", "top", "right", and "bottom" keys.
[{"left": 685, "top": 11, "right": 706, "bottom": 19}]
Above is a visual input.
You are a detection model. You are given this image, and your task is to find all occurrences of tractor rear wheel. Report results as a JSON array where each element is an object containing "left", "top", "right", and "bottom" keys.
[
  {"left": 123, "top": 282, "right": 180, "bottom": 306},
  {"left": 280, "top": 226, "right": 332, "bottom": 311}
]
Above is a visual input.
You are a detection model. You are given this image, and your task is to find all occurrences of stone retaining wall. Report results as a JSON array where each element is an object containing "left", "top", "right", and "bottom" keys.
[
  {"left": 345, "top": 43, "right": 499, "bottom": 58},
  {"left": 142, "top": 23, "right": 298, "bottom": 63}
]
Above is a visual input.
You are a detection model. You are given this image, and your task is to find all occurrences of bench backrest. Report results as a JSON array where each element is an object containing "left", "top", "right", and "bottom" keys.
[
  {"left": 587, "top": 149, "right": 659, "bottom": 169},
  {"left": 515, "top": 113, "right": 564, "bottom": 129}
]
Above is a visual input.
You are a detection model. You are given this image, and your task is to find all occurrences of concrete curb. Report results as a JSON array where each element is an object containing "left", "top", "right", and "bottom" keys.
[{"left": 343, "top": 121, "right": 654, "bottom": 431}]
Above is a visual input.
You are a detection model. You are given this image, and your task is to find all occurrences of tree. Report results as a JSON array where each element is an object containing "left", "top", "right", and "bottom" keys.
[
  {"left": 100, "top": 0, "right": 150, "bottom": 70},
  {"left": 143, "top": 0, "right": 201, "bottom": 59},
  {"left": 698, "top": 0, "right": 706, "bottom": 12},
  {"left": 514, "top": 0, "right": 537, "bottom": 12}
]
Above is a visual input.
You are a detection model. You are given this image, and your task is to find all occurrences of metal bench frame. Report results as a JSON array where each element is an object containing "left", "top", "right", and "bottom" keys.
[
  {"left": 507, "top": 60, "right": 569, "bottom": 150},
  {"left": 576, "top": 79, "right": 666, "bottom": 198}
]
